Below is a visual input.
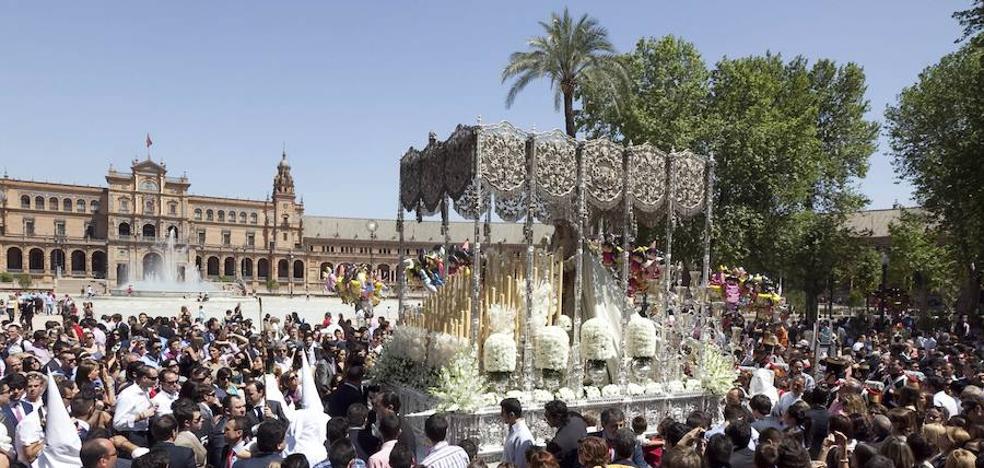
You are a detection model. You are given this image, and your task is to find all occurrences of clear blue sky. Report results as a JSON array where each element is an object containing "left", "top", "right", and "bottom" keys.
[{"left": 0, "top": 1, "right": 967, "bottom": 218}]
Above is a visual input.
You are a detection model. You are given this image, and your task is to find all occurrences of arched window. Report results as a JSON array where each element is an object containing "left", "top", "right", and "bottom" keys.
[
  {"left": 228, "top": 211, "right": 236, "bottom": 223},
  {"left": 206, "top": 209, "right": 214, "bottom": 221},
  {"left": 217, "top": 210, "right": 225, "bottom": 222},
  {"left": 64, "top": 199, "right": 73, "bottom": 212},
  {"left": 118, "top": 222, "right": 131, "bottom": 237},
  {"left": 90, "top": 200, "right": 100, "bottom": 213},
  {"left": 250, "top": 213, "right": 258, "bottom": 224},
  {"left": 142, "top": 223, "right": 156, "bottom": 238},
  {"left": 35, "top": 196, "right": 45, "bottom": 210},
  {"left": 49, "top": 197, "right": 58, "bottom": 210},
  {"left": 239, "top": 212, "right": 247, "bottom": 223},
  {"left": 194, "top": 208, "right": 202, "bottom": 220},
  {"left": 76, "top": 199, "right": 85, "bottom": 212},
  {"left": 20, "top": 196, "right": 29, "bottom": 208}
]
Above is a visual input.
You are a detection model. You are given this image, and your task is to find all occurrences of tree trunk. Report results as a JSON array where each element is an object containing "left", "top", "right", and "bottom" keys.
[{"left": 563, "top": 90, "right": 576, "bottom": 138}]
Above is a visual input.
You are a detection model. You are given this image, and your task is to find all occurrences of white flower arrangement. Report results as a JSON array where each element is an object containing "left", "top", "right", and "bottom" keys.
[
  {"left": 583, "top": 386, "right": 601, "bottom": 399},
  {"left": 555, "top": 314, "right": 572, "bottom": 332},
  {"left": 427, "top": 332, "right": 468, "bottom": 369},
  {"left": 506, "top": 390, "right": 526, "bottom": 401},
  {"left": 644, "top": 382, "right": 665, "bottom": 395},
  {"left": 626, "top": 383, "right": 645, "bottom": 396},
  {"left": 534, "top": 326, "right": 569, "bottom": 371},
  {"left": 667, "top": 380, "right": 686, "bottom": 394},
  {"left": 391, "top": 327, "right": 429, "bottom": 363},
  {"left": 483, "top": 333, "right": 517, "bottom": 373},
  {"left": 699, "top": 344, "right": 738, "bottom": 396},
  {"left": 626, "top": 316, "right": 657, "bottom": 358},
  {"left": 602, "top": 384, "right": 622, "bottom": 397},
  {"left": 487, "top": 304, "right": 517, "bottom": 334},
  {"left": 429, "top": 346, "right": 488, "bottom": 412},
  {"left": 480, "top": 393, "right": 500, "bottom": 407},
  {"left": 533, "top": 389, "right": 554, "bottom": 402},
  {"left": 685, "top": 379, "right": 703, "bottom": 392},
  {"left": 555, "top": 387, "right": 577, "bottom": 402},
  {"left": 581, "top": 318, "right": 616, "bottom": 361},
  {"left": 530, "top": 281, "right": 556, "bottom": 329}
]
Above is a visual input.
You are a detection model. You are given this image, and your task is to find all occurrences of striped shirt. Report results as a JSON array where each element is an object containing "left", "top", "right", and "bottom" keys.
[{"left": 420, "top": 441, "right": 469, "bottom": 468}]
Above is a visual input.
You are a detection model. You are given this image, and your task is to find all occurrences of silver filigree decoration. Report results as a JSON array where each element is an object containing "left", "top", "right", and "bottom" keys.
[
  {"left": 670, "top": 150, "right": 707, "bottom": 218},
  {"left": 453, "top": 178, "right": 490, "bottom": 220},
  {"left": 582, "top": 139, "right": 624, "bottom": 211},
  {"left": 494, "top": 191, "right": 527, "bottom": 223},
  {"left": 479, "top": 122, "right": 528, "bottom": 196},
  {"left": 628, "top": 144, "right": 667, "bottom": 214},
  {"left": 534, "top": 130, "right": 578, "bottom": 202},
  {"left": 400, "top": 148, "right": 421, "bottom": 211}
]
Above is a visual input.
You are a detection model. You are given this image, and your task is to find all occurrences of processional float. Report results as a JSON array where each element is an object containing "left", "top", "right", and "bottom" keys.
[{"left": 395, "top": 120, "right": 715, "bottom": 396}]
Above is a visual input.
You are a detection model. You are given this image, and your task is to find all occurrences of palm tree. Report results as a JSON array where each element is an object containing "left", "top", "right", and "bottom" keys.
[{"left": 502, "top": 8, "right": 628, "bottom": 137}]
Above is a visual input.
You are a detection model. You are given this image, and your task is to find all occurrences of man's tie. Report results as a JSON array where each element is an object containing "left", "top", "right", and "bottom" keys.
[{"left": 255, "top": 406, "right": 262, "bottom": 419}]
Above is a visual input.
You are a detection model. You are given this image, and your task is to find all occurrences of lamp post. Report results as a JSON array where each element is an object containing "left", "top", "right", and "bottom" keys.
[
  {"left": 289, "top": 251, "right": 295, "bottom": 298},
  {"left": 880, "top": 251, "right": 889, "bottom": 319},
  {"left": 366, "top": 220, "right": 378, "bottom": 272}
]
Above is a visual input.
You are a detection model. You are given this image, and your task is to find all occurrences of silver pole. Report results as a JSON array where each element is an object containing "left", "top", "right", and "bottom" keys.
[
  {"left": 570, "top": 143, "right": 585, "bottom": 395},
  {"left": 397, "top": 200, "right": 406, "bottom": 324},
  {"left": 663, "top": 155, "right": 676, "bottom": 315},
  {"left": 471, "top": 121, "right": 483, "bottom": 345},
  {"left": 700, "top": 156, "right": 716, "bottom": 318},
  {"left": 523, "top": 134, "right": 536, "bottom": 394},
  {"left": 619, "top": 147, "right": 632, "bottom": 392}
]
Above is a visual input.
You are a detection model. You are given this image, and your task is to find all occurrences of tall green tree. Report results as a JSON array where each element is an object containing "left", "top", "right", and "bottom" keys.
[
  {"left": 954, "top": 0, "right": 984, "bottom": 45},
  {"left": 886, "top": 43, "right": 984, "bottom": 315},
  {"left": 502, "top": 8, "right": 629, "bottom": 137},
  {"left": 885, "top": 209, "right": 957, "bottom": 314}
]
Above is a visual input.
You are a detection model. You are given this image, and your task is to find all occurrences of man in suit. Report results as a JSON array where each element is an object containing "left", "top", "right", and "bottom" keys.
[
  {"left": 210, "top": 394, "right": 248, "bottom": 468},
  {"left": 346, "top": 403, "right": 381, "bottom": 460},
  {"left": 329, "top": 365, "right": 367, "bottom": 417},
  {"left": 544, "top": 400, "right": 588, "bottom": 468},
  {"left": 150, "top": 414, "right": 197, "bottom": 468},
  {"left": 243, "top": 380, "right": 288, "bottom": 429},
  {"left": 726, "top": 421, "right": 756, "bottom": 468},
  {"left": 0, "top": 373, "right": 33, "bottom": 438},
  {"left": 232, "top": 420, "right": 286, "bottom": 468}
]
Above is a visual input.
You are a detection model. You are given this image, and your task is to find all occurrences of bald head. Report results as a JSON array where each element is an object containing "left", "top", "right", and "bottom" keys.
[{"left": 81, "top": 438, "right": 117, "bottom": 468}]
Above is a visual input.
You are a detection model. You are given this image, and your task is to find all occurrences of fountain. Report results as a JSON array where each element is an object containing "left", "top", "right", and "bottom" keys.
[{"left": 110, "top": 230, "right": 222, "bottom": 296}]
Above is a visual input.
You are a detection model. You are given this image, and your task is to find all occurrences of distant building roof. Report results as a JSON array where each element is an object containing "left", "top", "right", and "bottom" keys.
[
  {"left": 845, "top": 207, "right": 923, "bottom": 238},
  {"left": 302, "top": 216, "right": 554, "bottom": 245}
]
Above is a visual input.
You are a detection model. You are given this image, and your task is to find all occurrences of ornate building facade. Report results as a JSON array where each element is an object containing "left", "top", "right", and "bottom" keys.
[{"left": 0, "top": 154, "right": 544, "bottom": 292}]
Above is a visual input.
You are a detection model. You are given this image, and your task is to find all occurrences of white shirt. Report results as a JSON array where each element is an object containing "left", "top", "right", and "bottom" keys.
[
  {"left": 420, "top": 441, "right": 469, "bottom": 468},
  {"left": 502, "top": 419, "right": 534, "bottom": 468},
  {"left": 151, "top": 390, "right": 180, "bottom": 415},
  {"left": 934, "top": 391, "right": 959, "bottom": 420},
  {"left": 14, "top": 409, "right": 44, "bottom": 466},
  {"left": 113, "top": 384, "right": 154, "bottom": 432}
]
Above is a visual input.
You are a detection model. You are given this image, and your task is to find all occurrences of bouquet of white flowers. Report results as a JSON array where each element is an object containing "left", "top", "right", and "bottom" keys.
[
  {"left": 555, "top": 314, "right": 572, "bottom": 331},
  {"left": 534, "top": 326, "right": 569, "bottom": 371},
  {"left": 429, "top": 347, "right": 488, "bottom": 412},
  {"left": 487, "top": 304, "right": 517, "bottom": 334},
  {"left": 626, "top": 383, "right": 645, "bottom": 396},
  {"left": 391, "top": 327, "right": 428, "bottom": 364},
  {"left": 699, "top": 344, "right": 738, "bottom": 395},
  {"left": 644, "top": 382, "right": 665, "bottom": 395},
  {"left": 667, "top": 380, "right": 686, "bottom": 394},
  {"left": 483, "top": 333, "right": 517, "bottom": 373},
  {"left": 533, "top": 389, "right": 554, "bottom": 402},
  {"left": 602, "top": 384, "right": 621, "bottom": 398},
  {"left": 581, "top": 318, "right": 616, "bottom": 361},
  {"left": 530, "top": 281, "right": 556, "bottom": 329},
  {"left": 626, "top": 316, "right": 657, "bottom": 358},
  {"left": 555, "top": 387, "right": 577, "bottom": 402},
  {"left": 583, "top": 386, "right": 601, "bottom": 399},
  {"left": 427, "top": 332, "right": 468, "bottom": 369}
]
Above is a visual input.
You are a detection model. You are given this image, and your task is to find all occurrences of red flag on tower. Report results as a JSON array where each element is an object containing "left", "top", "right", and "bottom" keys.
[{"left": 146, "top": 133, "right": 153, "bottom": 148}]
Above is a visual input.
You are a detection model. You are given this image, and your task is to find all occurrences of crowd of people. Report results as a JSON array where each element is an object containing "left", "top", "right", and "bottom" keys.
[{"left": 0, "top": 287, "right": 980, "bottom": 468}]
